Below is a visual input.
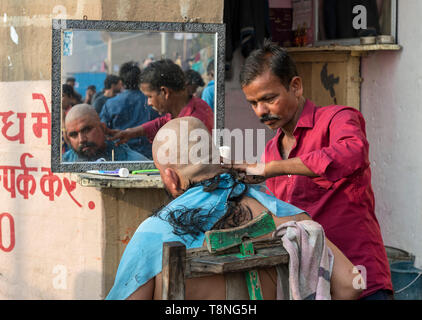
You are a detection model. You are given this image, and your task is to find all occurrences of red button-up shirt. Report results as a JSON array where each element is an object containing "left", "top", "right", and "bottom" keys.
[
  {"left": 263, "top": 99, "right": 392, "bottom": 298},
  {"left": 141, "top": 97, "right": 214, "bottom": 142}
]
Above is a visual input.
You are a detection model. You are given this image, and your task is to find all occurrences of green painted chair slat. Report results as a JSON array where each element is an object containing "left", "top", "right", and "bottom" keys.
[
  {"left": 203, "top": 212, "right": 276, "bottom": 300},
  {"left": 240, "top": 240, "right": 264, "bottom": 300},
  {"left": 205, "top": 212, "right": 276, "bottom": 253}
]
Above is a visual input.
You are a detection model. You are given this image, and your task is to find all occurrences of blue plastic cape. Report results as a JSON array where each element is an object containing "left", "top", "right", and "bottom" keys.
[{"left": 106, "top": 173, "right": 305, "bottom": 300}]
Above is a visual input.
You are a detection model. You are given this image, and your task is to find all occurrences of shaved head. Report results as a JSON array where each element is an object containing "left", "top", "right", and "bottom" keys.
[
  {"left": 64, "top": 104, "right": 107, "bottom": 160},
  {"left": 152, "top": 117, "right": 223, "bottom": 191},
  {"left": 65, "top": 103, "right": 100, "bottom": 126}
]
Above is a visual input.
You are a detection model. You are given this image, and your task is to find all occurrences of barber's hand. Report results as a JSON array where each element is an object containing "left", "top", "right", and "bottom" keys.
[
  {"left": 221, "top": 160, "right": 267, "bottom": 184},
  {"left": 106, "top": 128, "right": 133, "bottom": 146}
]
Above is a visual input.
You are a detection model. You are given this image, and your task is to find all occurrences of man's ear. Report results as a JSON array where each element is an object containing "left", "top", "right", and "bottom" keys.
[
  {"left": 160, "top": 86, "right": 171, "bottom": 100},
  {"left": 289, "top": 76, "right": 303, "bottom": 98},
  {"left": 163, "top": 167, "right": 183, "bottom": 197}
]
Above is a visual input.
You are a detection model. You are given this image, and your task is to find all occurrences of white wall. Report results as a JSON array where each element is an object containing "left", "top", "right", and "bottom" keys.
[
  {"left": 0, "top": 81, "right": 105, "bottom": 299},
  {"left": 361, "top": 0, "right": 422, "bottom": 267}
]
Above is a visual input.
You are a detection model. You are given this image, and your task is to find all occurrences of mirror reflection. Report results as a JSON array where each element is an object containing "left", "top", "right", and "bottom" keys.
[{"left": 61, "top": 30, "right": 216, "bottom": 163}]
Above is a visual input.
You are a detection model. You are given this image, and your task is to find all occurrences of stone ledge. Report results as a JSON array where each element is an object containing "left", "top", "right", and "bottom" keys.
[{"left": 75, "top": 173, "right": 164, "bottom": 189}]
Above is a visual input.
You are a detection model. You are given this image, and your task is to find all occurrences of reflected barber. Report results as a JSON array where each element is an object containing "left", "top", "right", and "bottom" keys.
[{"left": 108, "top": 59, "right": 214, "bottom": 148}]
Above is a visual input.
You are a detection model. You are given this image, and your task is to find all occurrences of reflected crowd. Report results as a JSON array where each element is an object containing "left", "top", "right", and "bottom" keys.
[{"left": 61, "top": 56, "right": 215, "bottom": 162}]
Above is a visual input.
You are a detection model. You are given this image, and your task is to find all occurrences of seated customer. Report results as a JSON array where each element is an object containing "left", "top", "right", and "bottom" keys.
[
  {"left": 106, "top": 117, "right": 362, "bottom": 300},
  {"left": 63, "top": 104, "right": 148, "bottom": 162}
]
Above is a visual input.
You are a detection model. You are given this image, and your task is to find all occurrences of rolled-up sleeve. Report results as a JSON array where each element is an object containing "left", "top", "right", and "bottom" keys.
[
  {"left": 141, "top": 115, "right": 170, "bottom": 142},
  {"left": 299, "top": 109, "right": 370, "bottom": 182}
]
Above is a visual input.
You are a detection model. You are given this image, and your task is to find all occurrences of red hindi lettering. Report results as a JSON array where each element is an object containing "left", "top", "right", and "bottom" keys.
[
  {"left": 0, "top": 165, "right": 18, "bottom": 198},
  {"left": 40, "top": 167, "right": 63, "bottom": 201},
  {"left": 0, "top": 212, "right": 15, "bottom": 253},
  {"left": 0, "top": 111, "right": 26, "bottom": 144},
  {"left": 63, "top": 177, "right": 82, "bottom": 208},
  {"left": 0, "top": 153, "right": 38, "bottom": 199},
  {"left": 16, "top": 153, "right": 38, "bottom": 199},
  {"left": 31, "top": 93, "right": 51, "bottom": 145}
]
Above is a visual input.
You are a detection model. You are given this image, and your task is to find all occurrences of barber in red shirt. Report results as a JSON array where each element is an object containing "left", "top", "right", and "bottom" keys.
[
  {"left": 229, "top": 41, "right": 393, "bottom": 300},
  {"left": 109, "top": 59, "right": 214, "bottom": 145}
]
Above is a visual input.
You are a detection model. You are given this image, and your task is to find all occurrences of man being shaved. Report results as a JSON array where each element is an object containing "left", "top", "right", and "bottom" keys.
[
  {"left": 106, "top": 116, "right": 362, "bottom": 300},
  {"left": 63, "top": 104, "right": 148, "bottom": 162}
]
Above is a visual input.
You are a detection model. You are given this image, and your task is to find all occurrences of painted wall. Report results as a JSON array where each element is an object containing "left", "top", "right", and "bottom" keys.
[
  {"left": 360, "top": 0, "right": 422, "bottom": 267},
  {"left": 0, "top": 80, "right": 105, "bottom": 299},
  {"left": 0, "top": 0, "right": 223, "bottom": 300}
]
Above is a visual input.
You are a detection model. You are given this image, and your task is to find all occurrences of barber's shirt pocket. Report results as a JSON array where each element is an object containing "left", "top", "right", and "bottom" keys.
[{"left": 291, "top": 176, "right": 334, "bottom": 202}]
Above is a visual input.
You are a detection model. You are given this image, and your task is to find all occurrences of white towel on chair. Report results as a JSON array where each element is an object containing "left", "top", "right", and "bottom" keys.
[{"left": 273, "top": 220, "right": 334, "bottom": 300}]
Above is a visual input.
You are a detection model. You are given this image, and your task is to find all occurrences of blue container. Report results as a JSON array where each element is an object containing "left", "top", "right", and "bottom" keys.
[{"left": 390, "top": 261, "right": 422, "bottom": 300}]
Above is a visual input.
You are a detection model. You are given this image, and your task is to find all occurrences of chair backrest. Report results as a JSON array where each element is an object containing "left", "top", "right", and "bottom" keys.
[{"left": 162, "top": 212, "right": 290, "bottom": 300}]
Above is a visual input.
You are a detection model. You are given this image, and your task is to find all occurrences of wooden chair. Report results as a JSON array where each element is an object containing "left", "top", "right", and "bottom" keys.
[{"left": 162, "top": 212, "right": 290, "bottom": 300}]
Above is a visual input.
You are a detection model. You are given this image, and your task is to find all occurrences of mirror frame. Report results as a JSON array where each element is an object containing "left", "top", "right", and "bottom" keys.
[
  {"left": 313, "top": 0, "right": 397, "bottom": 46},
  {"left": 51, "top": 19, "right": 225, "bottom": 173}
]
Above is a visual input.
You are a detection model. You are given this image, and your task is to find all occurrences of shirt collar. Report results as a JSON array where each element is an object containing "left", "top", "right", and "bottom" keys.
[
  {"left": 164, "top": 101, "right": 192, "bottom": 120},
  {"left": 177, "top": 97, "right": 195, "bottom": 118},
  {"left": 295, "top": 99, "right": 316, "bottom": 130},
  {"left": 275, "top": 99, "right": 316, "bottom": 139}
]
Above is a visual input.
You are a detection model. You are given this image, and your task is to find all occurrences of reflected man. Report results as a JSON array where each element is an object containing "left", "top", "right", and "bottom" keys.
[
  {"left": 184, "top": 69, "right": 205, "bottom": 98},
  {"left": 108, "top": 59, "right": 213, "bottom": 148},
  {"left": 201, "top": 59, "right": 215, "bottom": 111},
  {"left": 100, "top": 61, "right": 160, "bottom": 159},
  {"left": 63, "top": 104, "right": 148, "bottom": 162},
  {"left": 93, "top": 75, "right": 123, "bottom": 115},
  {"left": 84, "top": 85, "right": 96, "bottom": 105}
]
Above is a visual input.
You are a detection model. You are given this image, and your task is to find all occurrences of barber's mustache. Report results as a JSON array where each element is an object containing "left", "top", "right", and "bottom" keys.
[{"left": 259, "top": 114, "right": 281, "bottom": 123}]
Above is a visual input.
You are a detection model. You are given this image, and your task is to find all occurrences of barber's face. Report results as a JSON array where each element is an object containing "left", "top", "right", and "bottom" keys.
[
  {"left": 65, "top": 116, "right": 106, "bottom": 159},
  {"left": 141, "top": 83, "right": 168, "bottom": 115},
  {"left": 242, "top": 69, "right": 302, "bottom": 131}
]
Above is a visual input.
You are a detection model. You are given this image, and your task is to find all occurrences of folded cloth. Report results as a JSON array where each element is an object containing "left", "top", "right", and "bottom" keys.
[{"left": 273, "top": 220, "right": 334, "bottom": 300}]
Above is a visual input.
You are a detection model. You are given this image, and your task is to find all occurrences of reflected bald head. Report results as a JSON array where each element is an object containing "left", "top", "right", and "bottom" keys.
[
  {"left": 65, "top": 104, "right": 100, "bottom": 128},
  {"left": 64, "top": 104, "right": 107, "bottom": 159},
  {"left": 152, "top": 117, "right": 223, "bottom": 187}
]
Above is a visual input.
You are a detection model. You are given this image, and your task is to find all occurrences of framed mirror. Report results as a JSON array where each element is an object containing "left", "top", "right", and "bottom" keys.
[
  {"left": 314, "top": 0, "right": 397, "bottom": 46},
  {"left": 51, "top": 19, "right": 225, "bottom": 172}
]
